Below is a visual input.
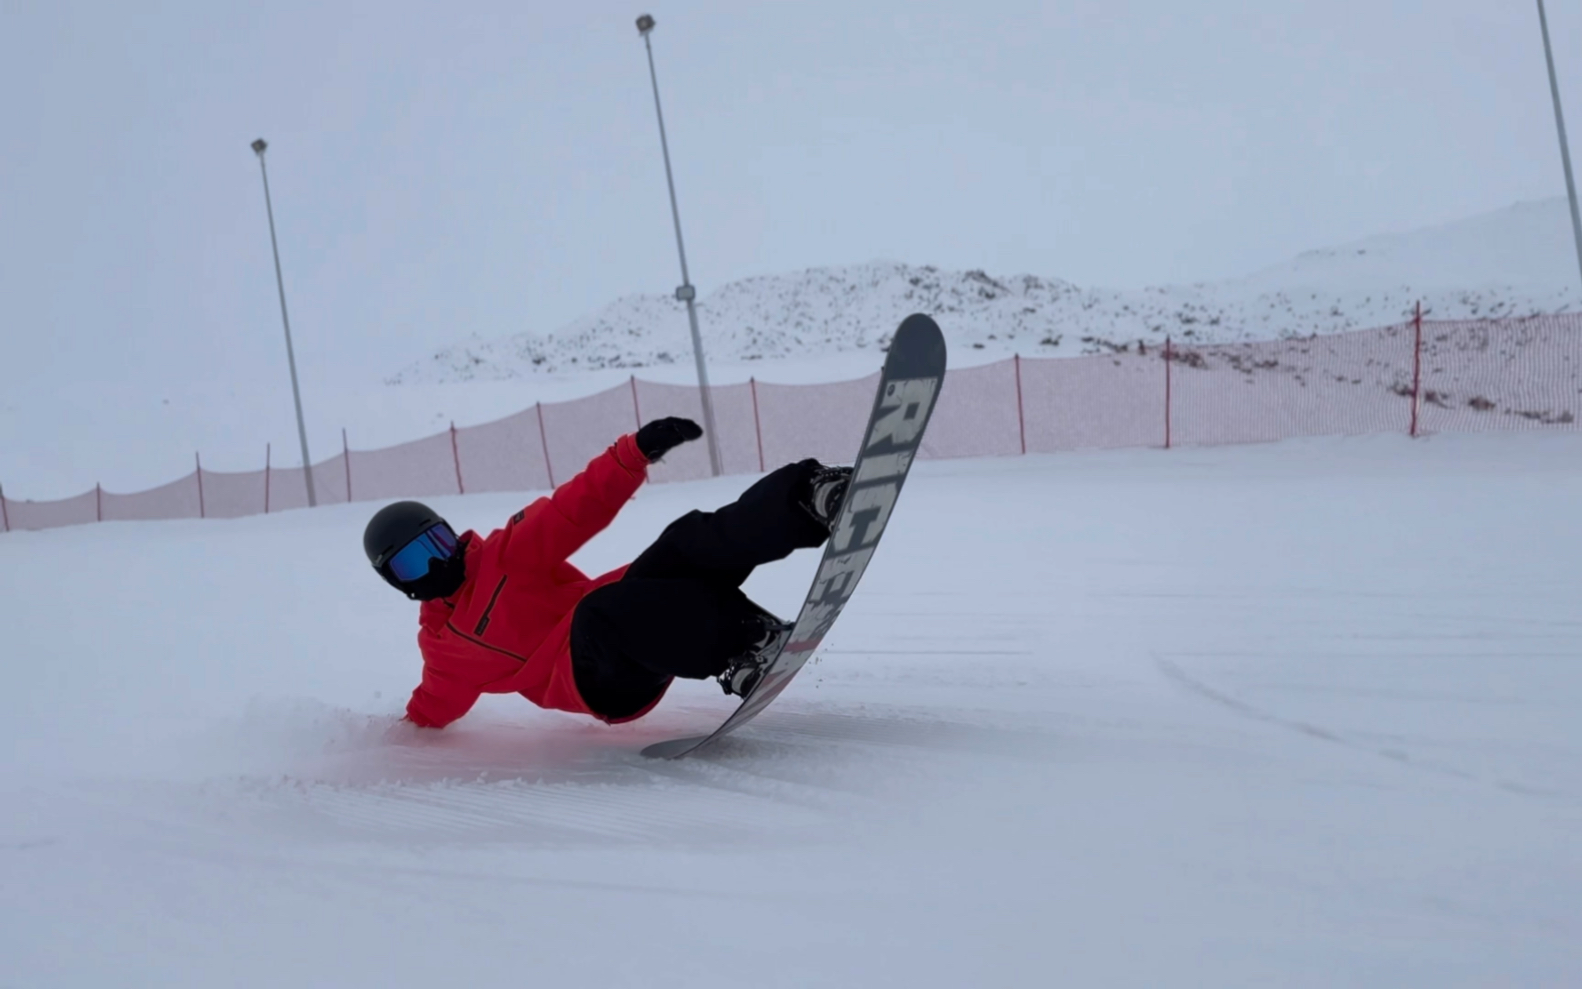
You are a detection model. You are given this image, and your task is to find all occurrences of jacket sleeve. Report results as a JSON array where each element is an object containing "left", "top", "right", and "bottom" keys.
[
  {"left": 406, "top": 662, "right": 483, "bottom": 728},
  {"left": 502, "top": 433, "right": 649, "bottom": 570}
]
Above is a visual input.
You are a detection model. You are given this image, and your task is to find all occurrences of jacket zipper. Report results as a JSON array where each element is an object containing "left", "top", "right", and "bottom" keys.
[
  {"left": 446, "top": 621, "right": 528, "bottom": 663},
  {"left": 474, "top": 575, "right": 508, "bottom": 636}
]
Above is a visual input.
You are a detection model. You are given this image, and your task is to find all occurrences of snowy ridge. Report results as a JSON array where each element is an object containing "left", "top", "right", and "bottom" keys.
[{"left": 392, "top": 198, "right": 1582, "bottom": 384}]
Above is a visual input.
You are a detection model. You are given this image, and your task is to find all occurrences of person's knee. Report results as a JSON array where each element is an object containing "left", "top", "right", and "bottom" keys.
[
  {"left": 765, "top": 460, "right": 818, "bottom": 503},
  {"left": 666, "top": 511, "right": 713, "bottom": 549}
]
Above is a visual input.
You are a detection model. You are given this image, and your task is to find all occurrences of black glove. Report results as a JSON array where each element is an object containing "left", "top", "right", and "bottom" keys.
[{"left": 635, "top": 417, "right": 703, "bottom": 462}]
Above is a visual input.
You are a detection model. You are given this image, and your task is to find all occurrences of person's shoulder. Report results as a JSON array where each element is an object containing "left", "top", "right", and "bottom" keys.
[{"left": 418, "top": 595, "right": 455, "bottom": 633}]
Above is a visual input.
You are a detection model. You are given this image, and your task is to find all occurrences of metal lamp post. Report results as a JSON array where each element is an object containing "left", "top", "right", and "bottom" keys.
[
  {"left": 251, "top": 138, "right": 318, "bottom": 507},
  {"left": 1537, "top": 0, "right": 1582, "bottom": 293},
  {"left": 636, "top": 13, "right": 723, "bottom": 476}
]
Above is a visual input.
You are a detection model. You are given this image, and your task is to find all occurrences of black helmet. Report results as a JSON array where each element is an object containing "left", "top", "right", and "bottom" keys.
[{"left": 363, "top": 501, "right": 467, "bottom": 601}]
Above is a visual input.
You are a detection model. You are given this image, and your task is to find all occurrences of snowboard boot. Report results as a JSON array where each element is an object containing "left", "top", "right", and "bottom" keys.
[
  {"left": 718, "top": 614, "right": 793, "bottom": 697},
  {"left": 800, "top": 463, "right": 854, "bottom": 532}
]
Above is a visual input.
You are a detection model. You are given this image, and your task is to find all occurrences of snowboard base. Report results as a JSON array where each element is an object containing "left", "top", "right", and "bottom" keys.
[{"left": 641, "top": 734, "right": 712, "bottom": 760}]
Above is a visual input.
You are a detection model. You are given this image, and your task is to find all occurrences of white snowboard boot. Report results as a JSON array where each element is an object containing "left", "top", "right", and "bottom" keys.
[{"left": 718, "top": 615, "right": 793, "bottom": 697}]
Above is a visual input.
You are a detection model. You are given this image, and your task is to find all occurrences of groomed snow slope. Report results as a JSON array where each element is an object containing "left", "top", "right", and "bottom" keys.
[{"left": 3, "top": 433, "right": 1580, "bottom": 986}]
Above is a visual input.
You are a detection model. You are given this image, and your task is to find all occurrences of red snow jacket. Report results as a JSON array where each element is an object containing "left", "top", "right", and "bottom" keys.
[{"left": 404, "top": 434, "right": 660, "bottom": 728}]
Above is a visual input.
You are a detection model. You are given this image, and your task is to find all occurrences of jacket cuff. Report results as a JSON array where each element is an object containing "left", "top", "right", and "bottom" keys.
[
  {"left": 615, "top": 433, "right": 651, "bottom": 473},
  {"left": 405, "top": 695, "right": 449, "bottom": 728}
]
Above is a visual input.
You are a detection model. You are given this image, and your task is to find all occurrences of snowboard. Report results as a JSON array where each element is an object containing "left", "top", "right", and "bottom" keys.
[{"left": 642, "top": 313, "right": 947, "bottom": 759}]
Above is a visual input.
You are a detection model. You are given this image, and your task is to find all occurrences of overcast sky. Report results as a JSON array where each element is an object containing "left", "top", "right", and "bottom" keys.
[{"left": 3, "top": 0, "right": 1580, "bottom": 479}]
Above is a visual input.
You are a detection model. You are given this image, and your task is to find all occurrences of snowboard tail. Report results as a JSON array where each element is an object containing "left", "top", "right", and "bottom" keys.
[{"left": 643, "top": 313, "right": 947, "bottom": 759}]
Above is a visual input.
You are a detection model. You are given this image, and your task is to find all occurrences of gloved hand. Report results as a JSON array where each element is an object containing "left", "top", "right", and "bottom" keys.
[{"left": 636, "top": 417, "right": 703, "bottom": 462}]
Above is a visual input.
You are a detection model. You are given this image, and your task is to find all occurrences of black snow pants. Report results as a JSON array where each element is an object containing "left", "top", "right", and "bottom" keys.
[{"left": 570, "top": 459, "right": 830, "bottom": 720}]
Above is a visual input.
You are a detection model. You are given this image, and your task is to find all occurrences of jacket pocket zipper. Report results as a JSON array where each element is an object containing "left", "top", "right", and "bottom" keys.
[{"left": 474, "top": 576, "right": 508, "bottom": 636}]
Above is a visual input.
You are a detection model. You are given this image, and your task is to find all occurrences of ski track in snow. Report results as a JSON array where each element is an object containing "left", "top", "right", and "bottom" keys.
[
  {"left": 3, "top": 432, "right": 1582, "bottom": 986},
  {"left": 1151, "top": 654, "right": 1563, "bottom": 799}
]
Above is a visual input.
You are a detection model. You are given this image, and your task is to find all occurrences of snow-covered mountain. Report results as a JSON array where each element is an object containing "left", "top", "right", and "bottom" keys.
[
  {"left": 6, "top": 197, "right": 1579, "bottom": 499},
  {"left": 391, "top": 197, "right": 1582, "bottom": 384}
]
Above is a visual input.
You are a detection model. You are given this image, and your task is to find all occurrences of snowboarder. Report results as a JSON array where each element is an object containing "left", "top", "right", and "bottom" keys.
[{"left": 362, "top": 417, "right": 852, "bottom": 728}]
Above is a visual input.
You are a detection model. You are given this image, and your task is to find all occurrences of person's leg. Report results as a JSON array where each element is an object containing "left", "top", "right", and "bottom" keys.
[
  {"left": 624, "top": 460, "right": 830, "bottom": 586},
  {"left": 574, "top": 461, "right": 832, "bottom": 719},
  {"left": 569, "top": 578, "right": 766, "bottom": 719}
]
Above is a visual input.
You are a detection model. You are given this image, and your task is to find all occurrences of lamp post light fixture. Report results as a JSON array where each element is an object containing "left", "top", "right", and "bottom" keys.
[
  {"left": 251, "top": 138, "right": 318, "bottom": 507},
  {"left": 1536, "top": 0, "right": 1582, "bottom": 295},
  {"left": 635, "top": 12, "right": 723, "bottom": 476}
]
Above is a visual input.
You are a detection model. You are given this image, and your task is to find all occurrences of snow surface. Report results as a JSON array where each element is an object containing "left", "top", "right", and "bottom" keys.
[{"left": 4, "top": 432, "right": 1580, "bottom": 986}]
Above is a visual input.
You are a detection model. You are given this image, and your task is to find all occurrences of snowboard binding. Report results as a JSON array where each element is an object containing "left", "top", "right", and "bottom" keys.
[
  {"left": 801, "top": 464, "right": 854, "bottom": 532},
  {"left": 718, "top": 615, "right": 793, "bottom": 697}
]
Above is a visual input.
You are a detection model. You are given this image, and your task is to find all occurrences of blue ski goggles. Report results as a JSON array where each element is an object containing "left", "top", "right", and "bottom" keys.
[{"left": 385, "top": 523, "right": 461, "bottom": 582}]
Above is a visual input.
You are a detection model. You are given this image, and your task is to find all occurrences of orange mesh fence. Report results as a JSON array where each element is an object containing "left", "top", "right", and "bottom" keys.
[
  {"left": 1417, "top": 315, "right": 1582, "bottom": 432},
  {"left": 101, "top": 474, "right": 204, "bottom": 523},
  {"left": 1168, "top": 322, "right": 1420, "bottom": 446},
  {"left": 1019, "top": 350, "right": 1164, "bottom": 452},
  {"left": 538, "top": 387, "right": 640, "bottom": 489},
  {"left": 921, "top": 360, "right": 1022, "bottom": 460},
  {"left": 4, "top": 314, "right": 1579, "bottom": 533},
  {"left": 632, "top": 379, "right": 763, "bottom": 483},
  {"left": 755, "top": 374, "right": 879, "bottom": 468},
  {"left": 5, "top": 489, "right": 99, "bottom": 531},
  {"left": 262, "top": 462, "right": 349, "bottom": 514},
  {"left": 452, "top": 408, "right": 553, "bottom": 495},
  {"left": 342, "top": 435, "right": 451, "bottom": 504},
  {"left": 199, "top": 467, "right": 270, "bottom": 520}
]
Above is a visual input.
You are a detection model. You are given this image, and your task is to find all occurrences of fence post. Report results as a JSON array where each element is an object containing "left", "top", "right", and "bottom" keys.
[
  {"left": 264, "top": 444, "right": 272, "bottom": 515},
  {"left": 0, "top": 482, "right": 9, "bottom": 533},
  {"left": 96, "top": 483, "right": 103, "bottom": 522},
  {"left": 630, "top": 375, "right": 642, "bottom": 429},
  {"left": 750, "top": 377, "right": 765, "bottom": 473},
  {"left": 536, "top": 402, "right": 555, "bottom": 489},
  {"left": 343, "top": 428, "right": 353, "bottom": 502},
  {"left": 1164, "top": 337, "right": 1173, "bottom": 450},
  {"left": 195, "top": 453, "right": 206, "bottom": 519},
  {"left": 1410, "top": 301, "right": 1424, "bottom": 438},
  {"left": 450, "top": 421, "right": 465, "bottom": 495},
  {"left": 1013, "top": 355, "right": 1027, "bottom": 455}
]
